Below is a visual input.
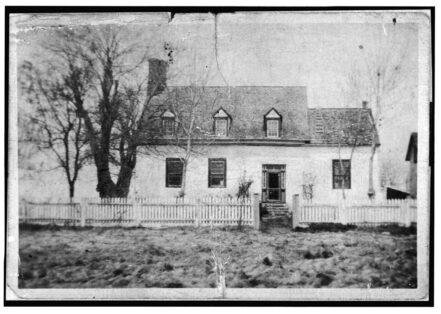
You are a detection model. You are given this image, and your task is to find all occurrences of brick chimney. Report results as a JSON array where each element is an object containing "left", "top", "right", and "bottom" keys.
[{"left": 147, "top": 58, "right": 168, "bottom": 97}]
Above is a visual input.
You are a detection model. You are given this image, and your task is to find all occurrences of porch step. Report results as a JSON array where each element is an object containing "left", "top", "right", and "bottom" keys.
[
  {"left": 261, "top": 215, "right": 292, "bottom": 229},
  {"left": 262, "top": 203, "right": 290, "bottom": 218}
]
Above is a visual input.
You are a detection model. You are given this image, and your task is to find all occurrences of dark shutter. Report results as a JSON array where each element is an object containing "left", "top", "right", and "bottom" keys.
[
  {"left": 278, "top": 117, "right": 282, "bottom": 137},
  {"left": 263, "top": 117, "right": 267, "bottom": 134}
]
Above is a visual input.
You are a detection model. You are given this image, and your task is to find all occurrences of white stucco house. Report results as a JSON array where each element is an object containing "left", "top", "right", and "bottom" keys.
[{"left": 133, "top": 86, "right": 381, "bottom": 211}]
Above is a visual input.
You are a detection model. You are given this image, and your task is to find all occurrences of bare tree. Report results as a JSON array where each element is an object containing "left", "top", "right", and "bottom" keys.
[
  {"left": 21, "top": 26, "right": 169, "bottom": 198},
  {"left": 353, "top": 23, "right": 412, "bottom": 198},
  {"left": 19, "top": 61, "right": 91, "bottom": 201},
  {"left": 164, "top": 85, "right": 219, "bottom": 197},
  {"left": 301, "top": 172, "right": 316, "bottom": 201}
]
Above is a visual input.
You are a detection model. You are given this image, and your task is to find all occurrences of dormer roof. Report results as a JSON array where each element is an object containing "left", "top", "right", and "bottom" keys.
[
  {"left": 161, "top": 109, "right": 175, "bottom": 118},
  {"left": 264, "top": 108, "right": 282, "bottom": 119},
  {"left": 213, "top": 107, "right": 232, "bottom": 119}
]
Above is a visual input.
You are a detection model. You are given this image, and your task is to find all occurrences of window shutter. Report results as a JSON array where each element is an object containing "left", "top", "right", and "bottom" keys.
[
  {"left": 263, "top": 117, "right": 267, "bottom": 134},
  {"left": 281, "top": 171, "right": 285, "bottom": 189},
  {"left": 262, "top": 171, "right": 267, "bottom": 188},
  {"left": 278, "top": 118, "right": 282, "bottom": 137},
  {"left": 208, "top": 159, "right": 211, "bottom": 187}
]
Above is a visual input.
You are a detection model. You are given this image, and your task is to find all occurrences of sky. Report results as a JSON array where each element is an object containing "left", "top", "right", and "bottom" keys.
[{"left": 12, "top": 11, "right": 424, "bottom": 197}]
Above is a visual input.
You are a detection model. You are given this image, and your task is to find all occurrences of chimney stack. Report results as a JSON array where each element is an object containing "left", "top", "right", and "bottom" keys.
[
  {"left": 147, "top": 58, "right": 168, "bottom": 97},
  {"left": 362, "top": 101, "right": 368, "bottom": 109}
]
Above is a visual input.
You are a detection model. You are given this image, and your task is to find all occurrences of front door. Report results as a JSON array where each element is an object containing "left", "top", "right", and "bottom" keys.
[{"left": 262, "top": 164, "right": 286, "bottom": 202}]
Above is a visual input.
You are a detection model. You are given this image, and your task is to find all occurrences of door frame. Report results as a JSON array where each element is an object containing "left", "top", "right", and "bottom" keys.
[{"left": 262, "top": 164, "right": 286, "bottom": 203}]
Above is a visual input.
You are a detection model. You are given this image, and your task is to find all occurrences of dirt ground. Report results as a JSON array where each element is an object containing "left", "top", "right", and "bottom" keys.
[{"left": 18, "top": 224, "right": 417, "bottom": 289}]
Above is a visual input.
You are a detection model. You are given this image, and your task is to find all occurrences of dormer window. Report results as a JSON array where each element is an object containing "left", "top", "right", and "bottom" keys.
[
  {"left": 161, "top": 109, "right": 175, "bottom": 135},
  {"left": 264, "top": 108, "right": 282, "bottom": 138},
  {"left": 213, "top": 108, "right": 232, "bottom": 137},
  {"left": 215, "top": 119, "right": 227, "bottom": 136}
]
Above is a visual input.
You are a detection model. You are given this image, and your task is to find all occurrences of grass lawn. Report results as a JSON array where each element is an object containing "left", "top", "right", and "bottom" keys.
[{"left": 18, "top": 224, "right": 417, "bottom": 289}]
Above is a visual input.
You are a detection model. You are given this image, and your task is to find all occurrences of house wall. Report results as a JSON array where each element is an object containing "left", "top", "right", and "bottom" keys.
[
  {"left": 133, "top": 145, "right": 381, "bottom": 205},
  {"left": 407, "top": 162, "right": 417, "bottom": 198}
]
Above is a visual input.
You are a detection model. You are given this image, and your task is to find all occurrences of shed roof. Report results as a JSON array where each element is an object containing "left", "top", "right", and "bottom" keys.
[{"left": 308, "top": 108, "right": 379, "bottom": 146}]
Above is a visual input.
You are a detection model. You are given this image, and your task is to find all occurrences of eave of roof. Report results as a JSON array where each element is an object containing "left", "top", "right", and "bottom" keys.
[{"left": 140, "top": 138, "right": 376, "bottom": 147}]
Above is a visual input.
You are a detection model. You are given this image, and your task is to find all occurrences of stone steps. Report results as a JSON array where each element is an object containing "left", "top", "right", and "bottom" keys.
[
  {"left": 261, "top": 216, "right": 292, "bottom": 229},
  {"left": 263, "top": 203, "right": 290, "bottom": 218}
]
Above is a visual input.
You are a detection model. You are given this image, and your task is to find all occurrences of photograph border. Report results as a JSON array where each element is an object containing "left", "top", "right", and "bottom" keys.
[{"left": 4, "top": 5, "right": 435, "bottom": 306}]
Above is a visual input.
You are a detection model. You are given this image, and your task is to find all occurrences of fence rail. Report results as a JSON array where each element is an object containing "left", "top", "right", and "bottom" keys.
[
  {"left": 294, "top": 197, "right": 417, "bottom": 227},
  {"left": 20, "top": 196, "right": 258, "bottom": 228}
]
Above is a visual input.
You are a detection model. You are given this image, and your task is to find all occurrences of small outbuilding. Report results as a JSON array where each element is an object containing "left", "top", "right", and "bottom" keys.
[{"left": 405, "top": 132, "right": 418, "bottom": 199}]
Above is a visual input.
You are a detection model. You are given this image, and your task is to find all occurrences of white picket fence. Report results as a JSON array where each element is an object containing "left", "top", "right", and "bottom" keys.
[
  {"left": 295, "top": 198, "right": 417, "bottom": 227},
  {"left": 20, "top": 195, "right": 416, "bottom": 229},
  {"left": 19, "top": 196, "right": 258, "bottom": 228}
]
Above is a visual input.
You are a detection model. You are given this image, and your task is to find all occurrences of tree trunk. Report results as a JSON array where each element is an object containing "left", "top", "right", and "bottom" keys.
[
  {"left": 69, "top": 182, "right": 75, "bottom": 203},
  {"left": 96, "top": 166, "right": 118, "bottom": 198},
  {"left": 179, "top": 159, "right": 188, "bottom": 197},
  {"left": 115, "top": 163, "right": 135, "bottom": 197},
  {"left": 368, "top": 140, "right": 376, "bottom": 199}
]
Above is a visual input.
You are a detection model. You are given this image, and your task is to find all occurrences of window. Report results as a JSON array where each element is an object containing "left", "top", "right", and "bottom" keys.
[
  {"left": 208, "top": 158, "right": 226, "bottom": 188},
  {"left": 163, "top": 118, "right": 175, "bottom": 135},
  {"left": 161, "top": 110, "right": 175, "bottom": 135},
  {"left": 266, "top": 119, "right": 279, "bottom": 138},
  {"left": 166, "top": 158, "right": 184, "bottom": 187},
  {"left": 213, "top": 108, "right": 231, "bottom": 137},
  {"left": 215, "top": 119, "right": 228, "bottom": 136},
  {"left": 332, "top": 160, "right": 351, "bottom": 189},
  {"left": 264, "top": 108, "right": 282, "bottom": 138}
]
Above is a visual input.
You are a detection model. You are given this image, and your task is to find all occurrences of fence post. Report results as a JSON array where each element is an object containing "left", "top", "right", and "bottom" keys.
[
  {"left": 80, "top": 198, "right": 87, "bottom": 227},
  {"left": 134, "top": 197, "right": 142, "bottom": 226},
  {"left": 194, "top": 202, "right": 200, "bottom": 227},
  {"left": 252, "top": 193, "right": 260, "bottom": 230},
  {"left": 338, "top": 200, "right": 347, "bottom": 225},
  {"left": 403, "top": 200, "right": 411, "bottom": 227},
  {"left": 292, "top": 194, "right": 300, "bottom": 229}
]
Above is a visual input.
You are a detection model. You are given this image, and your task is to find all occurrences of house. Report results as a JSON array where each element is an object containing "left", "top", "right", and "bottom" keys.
[
  {"left": 134, "top": 86, "right": 381, "bottom": 209},
  {"left": 405, "top": 132, "right": 418, "bottom": 198}
]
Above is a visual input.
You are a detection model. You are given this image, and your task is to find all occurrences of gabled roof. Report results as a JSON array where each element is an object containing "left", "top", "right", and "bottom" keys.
[
  {"left": 405, "top": 132, "right": 418, "bottom": 161},
  {"left": 143, "top": 87, "right": 379, "bottom": 146},
  {"left": 213, "top": 107, "right": 232, "bottom": 119},
  {"left": 264, "top": 108, "right": 282, "bottom": 119},
  {"left": 308, "top": 108, "right": 379, "bottom": 145},
  {"left": 161, "top": 109, "right": 175, "bottom": 118}
]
